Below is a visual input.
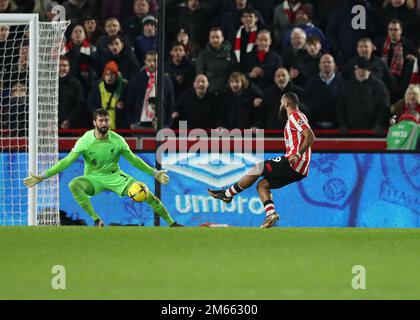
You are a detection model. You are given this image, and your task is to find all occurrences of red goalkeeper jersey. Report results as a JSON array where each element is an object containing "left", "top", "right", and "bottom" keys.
[{"left": 284, "top": 109, "right": 312, "bottom": 176}]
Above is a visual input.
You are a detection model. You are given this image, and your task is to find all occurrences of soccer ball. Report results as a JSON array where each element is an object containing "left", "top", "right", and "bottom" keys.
[{"left": 128, "top": 182, "right": 149, "bottom": 202}]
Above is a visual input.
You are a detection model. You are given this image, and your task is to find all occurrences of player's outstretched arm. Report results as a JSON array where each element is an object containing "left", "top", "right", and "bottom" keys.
[
  {"left": 23, "top": 152, "right": 80, "bottom": 188},
  {"left": 121, "top": 149, "right": 169, "bottom": 184}
]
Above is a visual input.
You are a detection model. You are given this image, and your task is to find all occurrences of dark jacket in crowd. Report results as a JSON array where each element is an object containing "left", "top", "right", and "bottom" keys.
[
  {"left": 122, "top": 13, "right": 155, "bottom": 45},
  {"left": 261, "top": 82, "right": 305, "bottom": 130},
  {"left": 337, "top": 76, "right": 390, "bottom": 130},
  {"left": 176, "top": 88, "right": 222, "bottom": 129},
  {"left": 223, "top": 83, "right": 263, "bottom": 129},
  {"left": 343, "top": 55, "right": 397, "bottom": 94},
  {"left": 164, "top": 57, "right": 196, "bottom": 102},
  {"left": 177, "top": 5, "right": 212, "bottom": 48},
  {"left": 104, "top": 49, "right": 141, "bottom": 82},
  {"left": 304, "top": 73, "right": 346, "bottom": 128},
  {"left": 125, "top": 70, "right": 175, "bottom": 128},
  {"left": 282, "top": 47, "right": 307, "bottom": 71},
  {"left": 58, "top": 74, "right": 88, "bottom": 128},
  {"left": 241, "top": 49, "right": 283, "bottom": 91},
  {"left": 291, "top": 51, "right": 324, "bottom": 87},
  {"left": 196, "top": 41, "right": 234, "bottom": 94},
  {"left": 134, "top": 34, "right": 158, "bottom": 66}
]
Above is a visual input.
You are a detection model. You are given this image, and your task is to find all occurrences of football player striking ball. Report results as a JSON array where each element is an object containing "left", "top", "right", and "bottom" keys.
[{"left": 208, "top": 92, "right": 315, "bottom": 228}]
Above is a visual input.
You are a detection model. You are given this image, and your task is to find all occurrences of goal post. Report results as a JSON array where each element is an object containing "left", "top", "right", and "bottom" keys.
[{"left": 0, "top": 14, "right": 69, "bottom": 226}]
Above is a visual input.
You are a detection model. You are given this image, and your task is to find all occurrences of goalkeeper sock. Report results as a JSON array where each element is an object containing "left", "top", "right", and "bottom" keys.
[
  {"left": 145, "top": 192, "right": 175, "bottom": 226},
  {"left": 225, "top": 183, "right": 243, "bottom": 198},
  {"left": 68, "top": 179, "right": 100, "bottom": 221}
]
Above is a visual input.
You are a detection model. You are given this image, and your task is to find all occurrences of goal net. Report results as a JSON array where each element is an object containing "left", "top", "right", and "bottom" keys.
[{"left": 0, "top": 15, "right": 69, "bottom": 226}]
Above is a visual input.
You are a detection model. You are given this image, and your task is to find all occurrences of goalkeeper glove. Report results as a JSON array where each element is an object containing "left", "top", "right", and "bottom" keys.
[
  {"left": 23, "top": 172, "right": 45, "bottom": 188},
  {"left": 154, "top": 169, "right": 169, "bottom": 185}
]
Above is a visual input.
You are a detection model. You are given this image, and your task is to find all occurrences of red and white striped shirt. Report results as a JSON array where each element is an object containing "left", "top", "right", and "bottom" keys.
[{"left": 284, "top": 109, "right": 312, "bottom": 176}]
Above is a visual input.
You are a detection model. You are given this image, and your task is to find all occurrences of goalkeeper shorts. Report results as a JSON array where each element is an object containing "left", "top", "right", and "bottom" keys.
[{"left": 78, "top": 171, "right": 137, "bottom": 197}]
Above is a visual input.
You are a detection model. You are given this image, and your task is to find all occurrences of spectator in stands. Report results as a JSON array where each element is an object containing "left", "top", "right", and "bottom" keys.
[
  {"left": 337, "top": 57, "right": 390, "bottom": 135},
  {"left": 0, "top": 81, "right": 27, "bottom": 137},
  {"left": 105, "top": 35, "right": 140, "bottom": 82},
  {"left": 258, "top": 68, "right": 304, "bottom": 129},
  {"left": 223, "top": 72, "right": 263, "bottom": 129},
  {"left": 63, "top": 24, "right": 94, "bottom": 94},
  {"left": 62, "top": 0, "right": 96, "bottom": 24},
  {"left": 379, "top": 0, "right": 420, "bottom": 47},
  {"left": 220, "top": 0, "right": 265, "bottom": 46},
  {"left": 232, "top": 8, "right": 260, "bottom": 71},
  {"left": 343, "top": 38, "right": 397, "bottom": 99},
  {"left": 95, "top": 17, "right": 130, "bottom": 68},
  {"left": 390, "top": 84, "right": 420, "bottom": 119},
  {"left": 126, "top": 51, "right": 175, "bottom": 129},
  {"left": 0, "top": 0, "right": 18, "bottom": 13},
  {"left": 281, "top": 28, "right": 306, "bottom": 83},
  {"left": 375, "top": 19, "right": 417, "bottom": 102},
  {"left": 291, "top": 35, "right": 325, "bottom": 87},
  {"left": 58, "top": 56, "right": 88, "bottom": 129},
  {"left": 83, "top": 16, "right": 102, "bottom": 47},
  {"left": 196, "top": 27, "right": 233, "bottom": 95},
  {"left": 87, "top": 61, "right": 128, "bottom": 130},
  {"left": 273, "top": 0, "right": 313, "bottom": 50},
  {"left": 178, "top": 0, "right": 212, "bottom": 49},
  {"left": 304, "top": 54, "right": 345, "bottom": 128},
  {"left": 326, "top": 0, "right": 376, "bottom": 67},
  {"left": 134, "top": 15, "right": 158, "bottom": 67},
  {"left": 241, "top": 30, "right": 283, "bottom": 91},
  {"left": 176, "top": 74, "right": 222, "bottom": 129},
  {"left": 123, "top": 0, "right": 154, "bottom": 46},
  {"left": 176, "top": 28, "right": 201, "bottom": 65},
  {"left": 164, "top": 42, "right": 195, "bottom": 102},
  {"left": 282, "top": 4, "right": 328, "bottom": 52}
]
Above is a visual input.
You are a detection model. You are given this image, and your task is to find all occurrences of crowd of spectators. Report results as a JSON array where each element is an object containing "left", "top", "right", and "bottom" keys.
[{"left": 1, "top": 0, "right": 420, "bottom": 135}]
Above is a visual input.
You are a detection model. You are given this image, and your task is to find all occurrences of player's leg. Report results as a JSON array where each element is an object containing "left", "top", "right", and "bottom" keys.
[
  {"left": 123, "top": 180, "right": 181, "bottom": 227},
  {"left": 208, "top": 162, "right": 264, "bottom": 202},
  {"left": 257, "top": 179, "right": 279, "bottom": 229},
  {"left": 258, "top": 156, "right": 305, "bottom": 228},
  {"left": 68, "top": 176, "right": 104, "bottom": 226}
]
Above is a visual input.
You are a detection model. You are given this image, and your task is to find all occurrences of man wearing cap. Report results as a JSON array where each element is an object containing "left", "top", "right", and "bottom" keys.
[
  {"left": 343, "top": 38, "right": 397, "bottom": 100},
  {"left": 122, "top": 0, "right": 154, "bottom": 45},
  {"left": 134, "top": 15, "right": 158, "bottom": 67},
  {"left": 337, "top": 57, "right": 390, "bottom": 136}
]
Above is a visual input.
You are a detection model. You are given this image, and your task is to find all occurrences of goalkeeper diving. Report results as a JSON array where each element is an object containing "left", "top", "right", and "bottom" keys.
[{"left": 24, "top": 108, "right": 182, "bottom": 227}]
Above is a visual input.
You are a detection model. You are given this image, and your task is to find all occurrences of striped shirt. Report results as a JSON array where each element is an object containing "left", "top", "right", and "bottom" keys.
[{"left": 284, "top": 109, "right": 312, "bottom": 176}]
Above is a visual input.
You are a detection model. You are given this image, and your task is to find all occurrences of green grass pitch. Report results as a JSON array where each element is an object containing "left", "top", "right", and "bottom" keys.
[{"left": 1, "top": 227, "right": 420, "bottom": 299}]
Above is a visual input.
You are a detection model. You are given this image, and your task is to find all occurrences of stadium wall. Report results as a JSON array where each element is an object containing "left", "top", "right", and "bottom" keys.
[{"left": 52, "top": 152, "right": 418, "bottom": 227}]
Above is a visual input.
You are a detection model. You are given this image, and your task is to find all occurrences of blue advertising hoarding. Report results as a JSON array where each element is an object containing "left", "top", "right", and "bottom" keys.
[{"left": 1, "top": 153, "right": 419, "bottom": 227}]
